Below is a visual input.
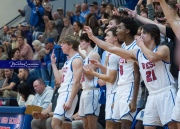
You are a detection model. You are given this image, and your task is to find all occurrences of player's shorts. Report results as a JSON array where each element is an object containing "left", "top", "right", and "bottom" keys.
[
  {"left": 105, "top": 93, "right": 116, "bottom": 120},
  {"left": 53, "top": 91, "right": 78, "bottom": 121},
  {"left": 79, "top": 89, "right": 100, "bottom": 117},
  {"left": 112, "top": 83, "right": 139, "bottom": 121},
  {"left": 136, "top": 109, "right": 145, "bottom": 121},
  {"left": 143, "top": 86, "right": 176, "bottom": 126},
  {"left": 172, "top": 87, "right": 180, "bottom": 122}
]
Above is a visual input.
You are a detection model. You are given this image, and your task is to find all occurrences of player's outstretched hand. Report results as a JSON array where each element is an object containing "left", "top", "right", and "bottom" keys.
[{"left": 84, "top": 26, "right": 94, "bottom": 39}]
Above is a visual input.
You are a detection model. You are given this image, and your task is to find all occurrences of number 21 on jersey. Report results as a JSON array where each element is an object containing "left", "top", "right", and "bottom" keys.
[{"left": 146, "top": 69, "right": 157, "bottom": 82}]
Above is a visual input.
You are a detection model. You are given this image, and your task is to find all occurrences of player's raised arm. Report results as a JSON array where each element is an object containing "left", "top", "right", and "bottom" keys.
[{"left": 84, "top": 26, "right": 137, "bottom": 60}]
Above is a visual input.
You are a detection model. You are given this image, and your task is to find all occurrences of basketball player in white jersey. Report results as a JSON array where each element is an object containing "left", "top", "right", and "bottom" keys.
[
  {"left": 83, "top": 27, "right": 122, "bottom": 129},
  {"left": 87, "top": 18, "right": 141, "bottom": 129},
  {"left": 78, "top": 33, "right": 100, "bottom": 129},
  {"left": 51, "top": 35, "right": 83, "bottom": 129},
  {"left": 84, "top": 24, "right": 177, "bottom": 129}
]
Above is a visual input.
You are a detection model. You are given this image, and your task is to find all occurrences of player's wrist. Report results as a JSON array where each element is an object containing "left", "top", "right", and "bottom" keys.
[{"left": 46, "top": 113, "right": 50, "bottom": 118}]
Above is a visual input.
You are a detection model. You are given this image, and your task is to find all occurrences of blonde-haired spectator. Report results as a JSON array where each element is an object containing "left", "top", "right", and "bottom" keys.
[{"left": 42, "top": 20, "right": 59, "bottom": 43}]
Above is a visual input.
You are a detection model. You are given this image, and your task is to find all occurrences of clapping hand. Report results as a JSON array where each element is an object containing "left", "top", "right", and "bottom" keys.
[{"left": 83, "top": 65, "right": 94, "bottom": 75}]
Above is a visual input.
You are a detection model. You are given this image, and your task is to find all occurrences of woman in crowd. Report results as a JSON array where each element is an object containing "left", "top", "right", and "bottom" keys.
[
  {"left": 42, "top": 20, "right": 59, "bottom": 43},
  {"left": 73, "top": 21, "right": 83, "bottom": 37}
]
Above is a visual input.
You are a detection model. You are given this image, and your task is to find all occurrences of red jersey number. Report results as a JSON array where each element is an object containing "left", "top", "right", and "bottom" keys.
[{"left": 146, "top": 70, "right": 157, "bottom": 82}]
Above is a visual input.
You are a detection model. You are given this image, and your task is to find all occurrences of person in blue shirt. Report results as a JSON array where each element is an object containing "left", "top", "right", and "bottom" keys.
[
  {"left": 41, "top": 38, "right": 67, "bottom": 83},
  {"left": 80, "top": 3, "right": 90, "bottom": 23},
  {"left": 71, "top": 10, "right": 85, "bottom": 24},
  {"left": 27, "top": 0, "right": 45, "bottom": 31}
]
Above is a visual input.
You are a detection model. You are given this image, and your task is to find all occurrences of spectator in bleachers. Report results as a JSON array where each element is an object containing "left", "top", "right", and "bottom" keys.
[
  {"left": 0, "top": 45, "right": 8, "bottom": 60},
  {"left": 57, "top": 8, "right": 64, "bottom": 19},
  {"left": 32, "top": 40, "right": 46, "bottom": 60},
  {"left": 27, "top": 0, "right": 45, "bottom": 41},
  {"left": 73, "top": 21, "right": 83, "bottom": 37},
  {"left": 0, "top": 26, "right": 10, "bottom": 45},
  {"left": 42, "top": 20, "right": 59, "bottom": 43},
  {"left": 52, "top": 12, "right": 64, "bottom": 36},
  {"left": 29, "top": 40, "right": 45, "bottom": 78},
  {"left": 0, "top": 69, "right": 5, "bottom": 88},
  {"left": 27, "top": 0, "right": 44, "bottom": 31},
  {"left": 18, "top": 68, "right": 37, "bottom": 93},
  {"left": 31, "top": 75, "right": 60, "bottom": 129},
  {"left": 18, "top": 1, "right": 32, "bottom": 24},
  {"left": 17, "top": 36, "right": 33, "bottom": 60},
  {"left": 17, "top": 82, "right": 35, "bottom": 107},
  {"left": 71, "top": 9, "right": 85, "bottom": 24},
  {"left": 10, "top": 48, "right": 20, "bottom": 60},
  {"left": 58, "top": 17, "right": 74, "bottom": 42},
  {"left": 11, "top": 35, "right": 19, "bottom": 49},
  {"left": 16, "top": 29, "right": 23, "bottom": 37},
  {"left": 99, "top": 4, "right": 107, "bottom": 19},
  {"left": 153, "top": 1, "right": 163, "bottom": 13},
  {"left": 105, "top": 4, "right": 114, "bottom": 17},
  {"left": 32, "top": 79, "right": 53, "bottom": 110},
  {"left": 86, "top": 13, "right": 100, "bottom": 36},
  {"left": 123, "top": 0, "right": 138, "bottom": 10},
  {"left": 80, "top": 3, "right": 90, "bottom": 23},
  {"left": 41, "top": 38, "right": 66, "bottom": 82},
  {"left": 0, "top": 69, "right": 20, "bottom": 98},
  {"left": 75, "top": 4, "right": 81, "bottom": 12},
  {"left": 89, "top": 2, "right": 100, "bottom": 19},
  {"left": 43, "top": 0, "right": 53, "bottom": 20},
  {"left": 21, "top": 22, "right": 33, "bottom": 49},
  {"left": 8, "top": 48, "right": 20, "bottom": 74}
]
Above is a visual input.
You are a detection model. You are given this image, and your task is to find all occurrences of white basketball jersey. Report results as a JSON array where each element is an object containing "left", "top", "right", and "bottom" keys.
[
  {"left": 106, "top": 53, "right": 119, "bottom": 95},
  {"left": 137, "top": 47, "right": 175, "bottom": 92},
  {"left": 178, "top": 66, "right": 180, "bottom": 88},
  {"left": 118, "top": 40, "right": 139, "bottom": 86},
  {"left": 81, "top": 50, "right": 98, "bottom": 89},
  {"left": 58, "top": 53, "right": 83, "bottom": 93}
]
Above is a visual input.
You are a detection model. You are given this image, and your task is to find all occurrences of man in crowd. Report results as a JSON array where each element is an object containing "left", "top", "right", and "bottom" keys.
[
  {"left": 58, "top": 17, "right": 74, "bottom": 43},
  {"left": 32, "top": 79, "right": 53, "bottom": 110},
  {"left": 18, "top": 68, "right": 37, "bottom": 93},
  {"left": 17, "top": 36, "right": 33, "bottom": 60},
  {"left": 21, "top": 22, "right": 33, "bottom": 49},
  {"left": 0, "top": 69, "right": 20, "bottom": 98}
]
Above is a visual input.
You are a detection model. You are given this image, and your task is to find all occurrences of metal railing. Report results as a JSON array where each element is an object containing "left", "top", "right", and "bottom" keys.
[{"left": 0, "top": 14, "right": 22, "bottom": 31}]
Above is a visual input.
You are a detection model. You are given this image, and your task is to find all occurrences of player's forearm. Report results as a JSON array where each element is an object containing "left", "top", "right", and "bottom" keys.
[
  {"left": 52, "top": 64, "right": 62, "bottom": 84},
  {"left": 132, "top": 64, "right": 140, "bottom": 102},
  {"left": 140, "top": 44, "right": 159, "bottom": 63},
  {"left": 98, "top": 65, "right": 107, "bottom": 74},
  {"left": 93, "top": 72, "right": 115, "bottom": 84}
]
